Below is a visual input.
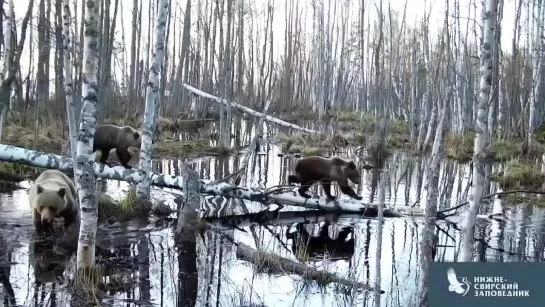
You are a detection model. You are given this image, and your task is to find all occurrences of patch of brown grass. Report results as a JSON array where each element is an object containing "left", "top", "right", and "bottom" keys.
[
  {"left": 3, "top": 124, "right": 64, "bottom": 153},
  {"left": 445, "top": 133, "right": 475, "bottom": 163},
  {"left": 153, "top": 139, "right": 232, "bottom": 157}
]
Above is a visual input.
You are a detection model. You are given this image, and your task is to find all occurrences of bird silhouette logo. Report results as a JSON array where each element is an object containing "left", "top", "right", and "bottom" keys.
[{"left": 447, "top": 268, "right": 471, "bottom": 296}]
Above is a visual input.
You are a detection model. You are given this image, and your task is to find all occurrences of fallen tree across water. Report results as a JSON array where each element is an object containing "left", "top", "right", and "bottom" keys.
[
  {"left": 183, "top": 84, "right": 319, "bottom": 134},
  {"left": 0, "top": 144, "right": 410, "bottom": 216}
]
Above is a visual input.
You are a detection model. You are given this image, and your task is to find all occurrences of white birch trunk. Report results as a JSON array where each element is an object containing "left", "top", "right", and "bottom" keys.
[
  {"left": 63, "top": 0, "right": 77, "bottom": 162},
  {"left": 373, "top": 171, "right": 386, "bottom": 307},
  {"left": 528, "top": 0, "right": 543, "bottom": 146},
  {"left": 410, "top": 36, "right": 419, "bottom": 141},
  {"left": 183, "top": 84, "right": 319, "bottom": 133},
  {"left": 459, "top": 0, "right": 497, "bottom": 262},
  {"left": 420, "top": 93, "right": 447, "bottom": 302},
  {"left": 0, "top": 0, "right": 14, "bottom": 139},
  {"left": 75, "top": 0, "right": 100, "bottom": 269},
  {"left": 136, "top": 0, "right": 170, "bottom": 200}
]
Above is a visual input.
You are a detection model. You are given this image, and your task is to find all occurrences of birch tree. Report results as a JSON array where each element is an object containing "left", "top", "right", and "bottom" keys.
[
  {"left": 459, "top": 0, "right": 498, "bottom": 262},
  {"left": 528, "top": 0, "right": 543, "bottom": 147},
  {"left": 63, "top": 0, "right": 77, "bottom": 161},
  {"left": 136, "top": 0, "right": 170, "bottom": 200},
  {"left": 75, "top": 0, "right": 100, "bottom": 270},
  {"left": 0, "top": 0, "right": 14, "bottom": 138}
]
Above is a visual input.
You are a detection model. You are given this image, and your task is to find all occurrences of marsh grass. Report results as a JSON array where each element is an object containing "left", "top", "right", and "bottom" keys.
[{"left": 490, "top": 159, "right": 544, "bottom": 190}]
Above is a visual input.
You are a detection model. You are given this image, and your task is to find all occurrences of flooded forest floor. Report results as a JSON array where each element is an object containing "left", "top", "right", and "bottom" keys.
[{"left": 1, "top": 109, "right": 545, "bottom": 306}]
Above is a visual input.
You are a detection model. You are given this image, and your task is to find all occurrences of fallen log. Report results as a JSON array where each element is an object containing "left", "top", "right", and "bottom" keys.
[
  {"left": 235, "top": 242, "right": 383, "bottom": 293},
  {"left": 183, "top": 84, "right": 319, "bottom": 134},
  {"left": 0, "top": 144, "right": 186, "bottom": 189},
  {"left": 0, "top": 144, "right": 408, "bottom": 216}
]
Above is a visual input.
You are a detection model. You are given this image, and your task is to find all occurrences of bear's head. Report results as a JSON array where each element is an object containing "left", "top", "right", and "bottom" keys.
[
  {"left": 342, "top": 161, "right": 361, "bottom": 185},
  {"left": 122, "top": 126, "right": 141, "bottom": 148},
  {"left": 35, "top": 184, "right": 67, "bottom": 226}
]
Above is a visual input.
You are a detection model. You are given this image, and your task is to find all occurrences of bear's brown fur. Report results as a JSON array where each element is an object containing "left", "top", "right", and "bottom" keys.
[
  {"left": 93, "top": 124, "right": 141, "bottom": 169},
  {"left": 94, "top": 146, "right": 140, "bottom": 166},
  {"left": 287, "top": 156, "right": 362, "bottom": 201},
  {"left": 29, "top": 170, "right": 79, "bottom": 233}
]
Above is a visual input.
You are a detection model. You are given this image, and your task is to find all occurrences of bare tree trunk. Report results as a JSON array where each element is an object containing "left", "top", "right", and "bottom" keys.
[
  {"left": 459, "top": 0, "right": 498, "bottom": 262},
  {"left": 127, "top": 0, "right": 138, "bottom": 115},
  {"left": 0, "top": 0, "right": 14, "bottom": 138},
  {"left": 528, "top": 0, "right": 543, "bottom": 146},
  {"left": 135, "top": 0, "right": 170, "bottom": 200},
  {"left": 75, "top": 0, "right": 100, "bottom": 269},
  {"left": 63, "top": 0, "right": 77, "bottom": 160}
]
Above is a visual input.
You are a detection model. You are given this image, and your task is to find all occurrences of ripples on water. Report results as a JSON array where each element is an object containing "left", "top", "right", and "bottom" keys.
[{"left": 0, "top": 121, "right": 544, "bottom": 307}]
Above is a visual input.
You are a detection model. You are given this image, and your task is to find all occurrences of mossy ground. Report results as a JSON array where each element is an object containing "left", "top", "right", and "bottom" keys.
[
  {"left": 1, "top": 118, "right": 231, "bottom": 160},
  {"left": 445, "top": 132, "right": 545, "bottom": 163},
  {"left": 490, "top": 159, "right": 545, "bottom": 190},
  {"left": 277, "top": 110, "right": 412, "bottom": 159},
  {"left": 98, "top": 188, "right": 154, "bottom": 222},
  {"left": 153, "top": 139, "right": 232, "bottom": 158}
]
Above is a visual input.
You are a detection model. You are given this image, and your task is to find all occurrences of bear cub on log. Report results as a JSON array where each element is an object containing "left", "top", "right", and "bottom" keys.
[
  {"left": 93, "top": 124, "right": 141, "bottom": 169},
  {"left": 29, "top": 170, "right": 79, "bottom": 233},
  {"left": 95, "top": 147, "right": 140, "bottom": 166},
  {"left": 287, "top": 156, "right": 363, "bottom": 201}
]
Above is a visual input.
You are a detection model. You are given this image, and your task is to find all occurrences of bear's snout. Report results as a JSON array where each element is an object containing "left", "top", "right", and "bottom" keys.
[{"left": 40, "top": 208, "right": 54, "bottom": 225}]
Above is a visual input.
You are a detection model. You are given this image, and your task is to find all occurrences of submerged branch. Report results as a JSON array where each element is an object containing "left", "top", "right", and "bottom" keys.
[
  {"left": 235, "top": 242, "right": 383, "bottom": 293},
  {"left": 437, "top": 189, "right": 545, "bottom": 217}
]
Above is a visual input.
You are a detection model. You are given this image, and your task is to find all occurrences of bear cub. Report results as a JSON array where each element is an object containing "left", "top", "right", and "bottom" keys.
[
  {"left": 287, "top": 156, "right": 362, "bottom": 201},
  {"left": 93, "top": 124, "right": 141, "bottom": 169},
  {"left": 29, "top": 170, "right": 79, "bottom": 233},
  {"left": 95, "top": 147, "right": 140, "bottom": 166}
]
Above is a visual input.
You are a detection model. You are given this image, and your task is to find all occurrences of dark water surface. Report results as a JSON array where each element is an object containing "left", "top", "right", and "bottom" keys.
[{"left": 0, "top": 121, "right": 544, "bottom": 307}]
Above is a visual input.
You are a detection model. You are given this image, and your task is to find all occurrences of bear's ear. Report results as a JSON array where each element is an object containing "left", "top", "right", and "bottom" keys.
[
  {"left": 37, "top": 184, "right": 44, "bottom": 194},
  {"left": 57, "top": 187, "right": 66, "bottom": 198},
  {"left": 133, "top": 131, "right": 140, "bottom": 139},
  {"left": 348, "top": 161, "right": 357, "bottom": 169}
]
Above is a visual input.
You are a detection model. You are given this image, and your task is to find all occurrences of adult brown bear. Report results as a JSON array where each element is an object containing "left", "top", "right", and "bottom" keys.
[
  {"left": 93, "top": 124, "right": 141, "bottom": 169},
  {"left": 28, "top": 170, "right": 79, "bottom": 233},
  {"left": 287, "top": 156, "right": 362, "bottom": 201}
]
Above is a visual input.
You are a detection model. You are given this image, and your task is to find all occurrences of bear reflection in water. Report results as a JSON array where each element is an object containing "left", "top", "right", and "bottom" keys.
[
  {"left": 287, "top": 222, "right": 355, "bottom": 262},
  {"left": 29, "top": 233, "right": 77, "bottom": 285}
]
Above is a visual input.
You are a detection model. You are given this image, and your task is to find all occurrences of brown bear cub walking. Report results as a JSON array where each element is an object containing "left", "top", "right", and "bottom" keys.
[
  {"left": 95, "top": 147, "right": 140, "bottom": 165},
  {"left": 29, "top": 170, "right": 79, "bottom": 233},
  {"left": 287, "top": 156, "right": 363, "bottom": 201},
  {"left": 93, "top": 124, "right": 141, "bottom": 169}
]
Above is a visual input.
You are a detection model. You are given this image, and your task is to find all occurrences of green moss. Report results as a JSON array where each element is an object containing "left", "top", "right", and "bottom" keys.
[
  {"left": 98, "top": 193, "right": 132, "bottom": 222},
  {"left": 491, "top": 160, "right": 544, "bottom": 190},
  {"left": 490, "top": 138, "right": 523, "bottom": 161},
  {"left": 0, "top": 162, "right": 39, "bottom": 179},
  {"left": 121, "top": 188, "right": 137, "bottom": 210}
]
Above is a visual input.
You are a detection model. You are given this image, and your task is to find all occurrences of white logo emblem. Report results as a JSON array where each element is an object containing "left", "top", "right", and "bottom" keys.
[{"left": 447, "top": 268, "right": 471, "bottom": 296}]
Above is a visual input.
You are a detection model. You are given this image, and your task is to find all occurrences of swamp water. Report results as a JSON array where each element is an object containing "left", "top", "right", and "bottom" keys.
[{"left": 0, "top": 122, "right": 544, "bottom": 307}]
